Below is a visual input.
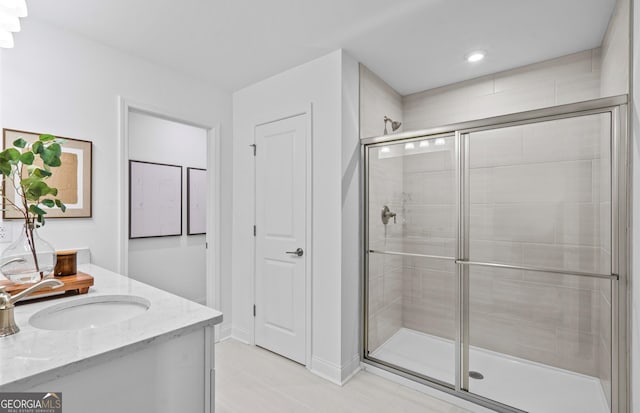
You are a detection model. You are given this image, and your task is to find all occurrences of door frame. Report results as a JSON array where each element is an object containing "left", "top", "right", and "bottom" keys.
[
  {"left": 250, "top": 105, "right": 314, "bottom": 367},
  {"left": 117, "top": 97, "right": 222, "bottom": 321}
]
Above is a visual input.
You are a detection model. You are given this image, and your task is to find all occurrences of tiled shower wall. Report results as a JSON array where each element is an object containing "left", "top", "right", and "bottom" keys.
[
  {"left": 401, "top": 138, "right": 457, "bottom": 342},
  {"left": 401, "top": 48, "right": 603, "bottom": 132},
  {"left": 464, "top": 115, "right": 610, "bottom": 378},
  {"left": 369, "top": 115, "right": 612, "bottom": 381},
  {"left": 365, "top": 49, "right": 619, "bottom": 382}
]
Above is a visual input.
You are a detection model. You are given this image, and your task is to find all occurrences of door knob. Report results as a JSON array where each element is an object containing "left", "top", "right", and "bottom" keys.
[{"left": 286, "top": 248, "right": 304, "bottom": 257}]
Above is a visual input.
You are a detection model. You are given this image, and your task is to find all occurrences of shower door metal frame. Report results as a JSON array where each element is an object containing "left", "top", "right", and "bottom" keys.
[
  {"left": 362, "top": 132, "right": 459, "bottom": 393},
  {"left": 360, "top": 94, "right": 629, "bottom": 413}
]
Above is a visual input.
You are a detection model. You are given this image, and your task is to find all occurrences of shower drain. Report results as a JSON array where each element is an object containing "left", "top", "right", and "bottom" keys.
[{"left": 469, "top": 371, "right": 484, "bottom": 380}]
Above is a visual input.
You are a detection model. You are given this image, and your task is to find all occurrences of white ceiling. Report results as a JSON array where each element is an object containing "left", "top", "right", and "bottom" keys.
[{"left": 27, "top": 0, "right": 616, "bottom": 95}]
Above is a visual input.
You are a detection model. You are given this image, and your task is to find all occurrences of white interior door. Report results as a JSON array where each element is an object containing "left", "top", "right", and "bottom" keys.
[{"left": 254, "top": 114, "right": 307, "bottom": 364}]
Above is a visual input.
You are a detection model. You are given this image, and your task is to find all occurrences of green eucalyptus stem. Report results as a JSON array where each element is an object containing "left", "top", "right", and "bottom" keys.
[
  {"left": 19, "top": 163, "right": 42, "bottom": 279},
  {"left": 24, "top": 219, "right": 42, "bottom": 279}
]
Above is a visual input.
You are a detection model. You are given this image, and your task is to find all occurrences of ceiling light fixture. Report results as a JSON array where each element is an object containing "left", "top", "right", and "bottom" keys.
[
  {"left": 466, "top": 50, "right": 486, "bottom": 63},
  {"left": 405, "top": 142, "right": 415, "bottom": 150},
  {"left": 0, "top": 0, "right": 27, "bottom": 17},
  {"left": 0, "top": 28, "right": 13, "bottom": 48},
  {"left": 0, "top": 0, "right": 27, "bottom": 49},
  {"left": 0, "top": 11, "right": 20, "bottom": 32}
]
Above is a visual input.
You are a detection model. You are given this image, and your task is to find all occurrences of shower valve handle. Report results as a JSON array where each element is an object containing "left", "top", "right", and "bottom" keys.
[{"left": 381, "top": 205, "right": 397, "bottom": 225}]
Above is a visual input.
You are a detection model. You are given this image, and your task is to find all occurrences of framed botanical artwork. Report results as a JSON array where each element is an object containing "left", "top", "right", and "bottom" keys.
[
  {"left": 129, "top": 160, "right": 182, "bottom": 239},
  {"left": 187, "top": 167, "right": 207, "bottom": 235},
  {"left": 2, "top": 128, "right": 93, "bottom": 219}
]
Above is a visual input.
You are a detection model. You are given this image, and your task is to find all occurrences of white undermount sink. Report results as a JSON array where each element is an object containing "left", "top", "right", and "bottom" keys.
[{"left": 29, "top": 295, "right": 150, "bottom": 331}]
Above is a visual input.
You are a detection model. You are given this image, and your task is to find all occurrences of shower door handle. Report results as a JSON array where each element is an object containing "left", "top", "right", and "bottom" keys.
[{"left": 286, "top": 248, "right": 304, "bottom": 257}]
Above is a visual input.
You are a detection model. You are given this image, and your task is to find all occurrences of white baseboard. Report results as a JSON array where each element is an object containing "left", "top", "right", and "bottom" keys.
[
  {"left": 231, "top": 326, "right": 250, "bottom": 344},
  {"left": 340, "top": 353, "right": 362, "bottom": 384},
  {"left": 219, "top": 323, "right": 232, "bottom": 340},
  {"left": 310, "top": 356, "right": 343, "bottom": 385},
  {"left": 310, "top": 354, "right": 362, "bottom": 386}
]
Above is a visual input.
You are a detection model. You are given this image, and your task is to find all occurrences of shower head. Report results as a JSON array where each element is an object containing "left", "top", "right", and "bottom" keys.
[{"left": 383, "top": 116, "right": 402, "bottom": 135}]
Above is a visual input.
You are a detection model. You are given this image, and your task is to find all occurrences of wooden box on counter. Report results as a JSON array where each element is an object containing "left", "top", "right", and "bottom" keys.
[{"left": 0, "top": 272, "right": 94, "bottom": 302}]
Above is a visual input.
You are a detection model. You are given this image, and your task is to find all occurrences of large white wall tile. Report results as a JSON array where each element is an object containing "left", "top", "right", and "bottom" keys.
[
  {"left": 404, "top": 205, "right": 456, "bottom": 239},
  {"left": 600, "top": 0, "right": 629, "bottom": 97},
  {"left": 522, "top": 243, "right": 601, "bottom": 274},
  {"left": 555, "top": 203, "right": 601, "bottom": 246},
  {"left": 493, "top": 50, "right": 594, "bottom": 94},
  {"left": 402, "top": 146, "right": 455, "bottom": 173},
  {"left": 404, "top": 170, "right": 456, "bottom": 205},
  {"left": 556, "top": 72, "right": 601, "bottom": 105},
  {"left": 402, "top": 48, "right": 603, "bottom": 131},
  {"left": 469, "top": 240, "right": 524, "bottom": 265},
  {"left": 521, "top": 115, "right": 602, "bottom": 163},
  {"left": 487, "top": 161, "right": 593, "bottom": 203},
  {"left": 470, "top": 204, "right": 557, "bottom": 244},
  {"left": 468, "top": 127, "right": 523, "bottom": 168},
  {"left": 467, "top": 80, "right": 556, "bottom": 121},
  {"left": 402, "top": 239, "right": 453, "bottom": 263}
]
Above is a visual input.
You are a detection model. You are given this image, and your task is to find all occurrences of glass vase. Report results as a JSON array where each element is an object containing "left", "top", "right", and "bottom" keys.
[{"left": 0, "top": 224, "right": 57, "bottom": 284}]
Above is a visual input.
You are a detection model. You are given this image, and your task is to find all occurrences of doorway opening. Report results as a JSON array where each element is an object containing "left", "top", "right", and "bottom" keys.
[{"left": 118, "top": 99, "right": 221, "bottom": 316}]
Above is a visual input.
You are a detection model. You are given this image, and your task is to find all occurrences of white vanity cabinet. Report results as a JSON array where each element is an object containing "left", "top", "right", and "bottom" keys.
[
  {"left": 26, "top": 326, "right": 216, "bottom": 413},
  {"left": 0, "top": 264, "right": 222, "bottom": 413}
]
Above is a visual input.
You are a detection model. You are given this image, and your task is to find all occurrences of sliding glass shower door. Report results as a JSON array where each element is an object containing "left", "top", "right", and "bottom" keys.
[
  {"left": 363, "top": 98, "right": 625, "bottom": 413},
  {"left": 365, "top": 135, "right": 457, "bottom": 387},
  {"left": 463, "top": 113, "right": 614, "bottom": 412}
]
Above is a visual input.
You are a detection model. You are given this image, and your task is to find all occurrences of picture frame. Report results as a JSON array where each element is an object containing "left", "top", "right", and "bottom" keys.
[
  {"left": 2, "top": 128, "right": 93, "bottom": 219},
  {"left": 187, "top": 167, "right": 207, "bottom": 235},
  {"left": 129, "top": 160, "right": 182, "bottom": 239}
]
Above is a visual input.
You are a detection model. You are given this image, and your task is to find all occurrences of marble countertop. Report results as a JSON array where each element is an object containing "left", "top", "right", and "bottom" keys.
[{"left": 0, "top": 264, "right": 223, "bottom": 390}]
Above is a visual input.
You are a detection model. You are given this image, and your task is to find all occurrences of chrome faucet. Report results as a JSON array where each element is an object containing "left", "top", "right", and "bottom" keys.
[{"left": 0, "top": 278, "right": 63, "bottom": 337}]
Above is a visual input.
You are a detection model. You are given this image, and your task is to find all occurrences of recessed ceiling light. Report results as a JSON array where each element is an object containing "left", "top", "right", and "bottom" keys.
[
  {"left": 380, "top": 147, "right": 390, "bottom": 153},
  {"left": 419, "top": 140, "right": 429, "bottom": 148},
  {"left": 466, "top": 51, "right": 486, "bottom": 63},
  {"left": 405, "top": 142, "right": 415, "bottom": 150}
]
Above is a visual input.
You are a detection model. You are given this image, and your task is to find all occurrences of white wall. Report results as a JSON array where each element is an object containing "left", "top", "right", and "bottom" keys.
[
  {"left": 632, "top": 0, "right": 639, "bottom": 411},
  {"left": 340, "top": 53, "right": 361, "bottom": 377},
  {"left": 232, "top": 49, "right": 360, "bottom": 383},
  {"left": 128, "top": 111, "right": 208, "bottom": 304},
  {"left": 0, "top": 19, "right": 233, "bottom": 329}
]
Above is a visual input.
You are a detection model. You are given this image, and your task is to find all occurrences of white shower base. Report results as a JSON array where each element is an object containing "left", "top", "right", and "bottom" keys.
[{"left": 370, "top": 328, "right": 609, "bottom": 413}]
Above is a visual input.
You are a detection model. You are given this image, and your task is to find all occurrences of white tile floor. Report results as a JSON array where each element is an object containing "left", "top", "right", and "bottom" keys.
[{"left": 215, "top": 339, "right": 472, "bottom": 413}]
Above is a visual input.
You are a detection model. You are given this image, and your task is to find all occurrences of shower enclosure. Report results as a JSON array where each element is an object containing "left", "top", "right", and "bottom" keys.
[{"left": 361, "top": 96, "right": 628, "bottom": 413}]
